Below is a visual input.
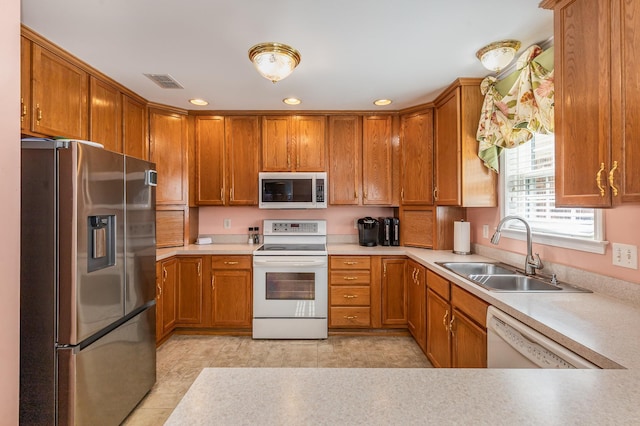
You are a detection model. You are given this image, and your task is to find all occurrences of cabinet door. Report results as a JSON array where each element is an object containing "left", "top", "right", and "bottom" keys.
[
  {"left": 262, "top": 116, "right": 291, "bottom": 171},
  {"left": 381, "top": 258, "right": 407, "bottom": 326},
  {"left": 20, "top": 36, "right": 31, "bottom": 132},
  {"left": 176, "top": 257, "right": 203, "bottom": 325},
  {"left": 195, "top": 116, "right": 226, "bottom": 205},
  {"left": 226, "top": 116, "right": 260, "bottom": 205},
  {"left": 122, "top": 94, "right": 148, "bottom": 160},
  {"left": 451, "top": 310, "right": 487, "bottom": 368},
  {"left": 612, "top": 0, "right": 640, "bottom": 203},
  {"left": 160, "top": 258, "right": 178, "bottom": 337},
  {"left": 401, "top": 109, "right": 434, "bottom": 205},
  {"left": 211, "top": 269, "right": 252, "bottom": 327},
  {"left": 362, "top": 115, "right": 393, "bottom": 205},
  {"left": 89, "top": 76, "right": 121, "bottom": 152},
  {"left": 155, "top": 261, "right": 162, "bottom": 342},
  {"left": 328, "top": 115, "right": 362, "bottom": 205},
  {"left": 31, "top": 44, "right": 88, "bottom": 139},
  {"left": 406, "top": 261, "right": 426, "bottom": 353},
  {"left": 293, "top": 115, "right": 326, "bottom": 171},
  {"left": 553, "top": 0, "right": 613, "bottom": 207},
  {"left": 434, "top": 88, "right": 460, "bottom": 206},
  {"left": 149, "top": 108, "right": 188, "bottom": 205},
  {"left": 426, "top": 288, "right": 451, "bottom": 368}
]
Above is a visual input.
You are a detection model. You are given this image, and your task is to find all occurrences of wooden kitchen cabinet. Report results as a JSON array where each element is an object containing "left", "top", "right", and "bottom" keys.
[
  {"left": 362, "top": 115, "right": 395, "bottom": 205},
  {"left": 399, "top": 205, "right": 465, "bottom": 249},
  {"left": 29, "top": 43, "right": 88, "bottom": 140},
  {"left": 89, "top": 76, "right": 121, "bottom": 153},
  {"left": 157, "top": 258, "right": 178, "bottom": 342},
  {"left": 329, "top": 255, "right": 374, "bottom": 328},
  {"left": 328, "top": 115, "right": 362, "bottom": 205},
  {"left": 381, "top": 257, "right": 407, "bottom": 327},
  {"left": 20, "top": 36, "right": 31, "bottom": 132},
  {"left": 195, "top": 115, "right": 226, "bottom": 205},
  {"left": 400, "top": 108, "right": 434, "bottom": 205},
  {"left": 176, "top": 256, "right": 204, "bottom": 326},
  {"left": 210, "top": 255, "right": 252, "bottom": 328},
  {"left": 425, "top": 270, "right": 488, "bottom": 368},
  {"left": 261, "top": 115, "right": 326, "bottom": 172},
  {"left": 122, "top": 93, "right": 148, "bottom": 160},
  {"left": 542, "top": 0, "right": 640, "bottom": 206},
  {"left": 226, "top": 116, "right": 260, "bottom": 205},
  {"left": 407, "top": 259, "right": 427, "bottom": 354},
  {"left": 434, "top": 79, "right": 496, "bottom": 207}
]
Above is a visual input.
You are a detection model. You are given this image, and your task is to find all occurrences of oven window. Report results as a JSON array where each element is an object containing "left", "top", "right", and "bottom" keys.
[{"left": 265, "top": 272, "right": 315, "bottom": 300}]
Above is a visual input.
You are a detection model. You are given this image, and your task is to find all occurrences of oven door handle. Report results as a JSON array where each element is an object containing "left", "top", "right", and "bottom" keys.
[{"left": 253, "top": 259, "right": 327, "bottom": 266}]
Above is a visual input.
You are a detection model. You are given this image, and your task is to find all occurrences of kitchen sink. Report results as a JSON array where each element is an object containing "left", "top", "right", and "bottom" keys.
[{"left": 436, "top": 261, "right": 591, "bottom": 293}]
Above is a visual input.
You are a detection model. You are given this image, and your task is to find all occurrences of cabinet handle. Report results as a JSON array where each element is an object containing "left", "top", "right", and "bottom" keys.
[
  {"left": 383, "top": 264, "right": 387, "bottom": 277},
  {"left": 224, "top": 261, "right": 239, "bottom": 265},
  {"left": 354, "top": 191, "right": 358, "bottom": 200},
  {"left": 197, "top": 263, "right": 201, "bottom": 276},
  {"left": 220, "top": 188, "right": 224, "bottom": 201},
  {"left": 343, "top": 276, "right": 357, "bottom": 281},
  {"left": 433, "top": 187, "right": 438, "bottom": 201},
  {"left": 230, "top": 188, "right": 234, "bottom": 201},
  {"left": 364, "top": 190, "right": 368, "bottom": 200},
  {"left": 401, "top": 189, "right": 404, "bottom": 201},
  {"left": 442, "top": 310, "right": 449, "bottom": 331},
  {"left": 596, "top": 162, "right": 606, "bottom": 197},
  {"left": 211, "top": 275, "right": 215, "bottom": 290},
  {"left": 608, "top": 160, "right": 619, "bottom": 196},
  {"left": 157, "top": 283, "right": 162, "bottom": 296},
  {"left": 343, "top": 261, "right": 358, "bottom": 265},
  {"left": 21, "top": 98, "right": 26, "bottom": 121},
  {"left": 449, "top": 314, "right": 456, "bottom": 336},
  {"left": 343, "top": 294, "right": 358, "bottom": 299},
  {"left": 162, "top": 267, "right": 167, "bottom": 281},
  {"left": 36, "top": 104, "right": 42, "bottom": 122},
  {"left": 343, "top": 315, "right": 358, "bottom": 320},
  {"left": 415, "top": 269, "right": 420, "bottom": 282}
]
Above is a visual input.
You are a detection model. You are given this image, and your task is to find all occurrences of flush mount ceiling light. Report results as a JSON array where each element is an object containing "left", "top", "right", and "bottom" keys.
[
  {"left": 476, "top": 40, "right": 521, "bottom": 73},
  {"left": 283, "top": 97, "right": 301, "bottom": 105},
  {"left": 189, "top": 98, "right": 209, "bottom": 106},
  {"left": 248, "top": 42, "right": 301, "bottom": 83},
  {"left": 373, "top": 99, "right": 392, "bottom": 106}
]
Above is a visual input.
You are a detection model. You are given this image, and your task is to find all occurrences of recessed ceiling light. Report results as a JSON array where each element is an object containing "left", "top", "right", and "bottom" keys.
[
  {"left": 283, "top": 97, "right": 301, "bottom": 105},
  {"left": 189, "top": 98, "right": 209, "bottom": 106},
  {"left": 373, "top": 99, "right": 392, "bottom": 106}
]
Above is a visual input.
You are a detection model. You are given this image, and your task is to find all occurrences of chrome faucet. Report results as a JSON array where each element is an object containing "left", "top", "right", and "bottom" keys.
[{"left": 490, "top": 215, "right": 544, "bottom": 275}]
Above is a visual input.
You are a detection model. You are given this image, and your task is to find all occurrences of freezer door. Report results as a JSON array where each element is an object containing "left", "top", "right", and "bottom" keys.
[
  {"left": 57, "top": 305, "right": 156, "bottom": 425},
  {"left": 124, "top": 156, "right": 157, "bottom": 315},
  {"left": 58, "top": 143, "right": 126, "bottom": 345}
]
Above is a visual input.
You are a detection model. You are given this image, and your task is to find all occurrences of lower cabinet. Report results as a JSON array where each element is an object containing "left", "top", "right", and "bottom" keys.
[
  {"left": 176, "top": 256, "right": 204, "bottom": 325},
  {"left": 381, "top": 257, "right": 407, "bottom": 326},
  {"left": 426, "top": 269, "right": 489, "bottom": 368},
  {"left": 156, "top": 258, "right": 178, "bottom": 343},
  {"left": 329, "top": 256, "right": 374, "bottom": 328},
  {"left": 407, "top": 259, "right": 427, "bottom": 354},
  {"left": 210, "top": 255, "right": 252, "bottom": 328}
]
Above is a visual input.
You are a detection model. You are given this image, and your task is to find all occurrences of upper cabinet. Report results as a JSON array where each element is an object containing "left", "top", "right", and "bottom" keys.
[
  {"left": 262, "top": 115, "right": 326, "bottom": 171},
  {"left": 400, "top": 109, "right": 434, "bottom": 205},
  {"left": 328, "top": 115, "right": 397, "bottom": 206},
  {"left": 20, "top": 36, "right": 31, "bottom": 132},
  {"left": 122, "top": 94, "right": 149, "bottom": 160},
  {"left": 89, "top": 76, "right": 121, "bottom": 153},
  {"left": 434, "top": 79, "right": 496, "bottom": 207},
  {"left": 542, "top": 0, "right": 640, "bottom": 206},
  {"left": 195, "top": 116, "right": 226, "bottom": 205},
  {"left": 149, "top": 107, "right": 189, "bottom": 206},
  {"left": 226, "top": 116, "right": 260, "bottom": 205},
  {"left": 29, "top": 43, "right": 88, "bottom": 140}
]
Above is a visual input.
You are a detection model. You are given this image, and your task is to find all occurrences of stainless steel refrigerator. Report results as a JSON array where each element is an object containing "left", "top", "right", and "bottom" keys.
[{"left": 20, "top": 139, "right": 158, "bottom": 425}]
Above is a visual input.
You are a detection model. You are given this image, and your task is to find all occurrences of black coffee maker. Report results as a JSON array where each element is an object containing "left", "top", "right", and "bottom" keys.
[{"left": 357, "top": 217, "right": 379, "bottom": 247}]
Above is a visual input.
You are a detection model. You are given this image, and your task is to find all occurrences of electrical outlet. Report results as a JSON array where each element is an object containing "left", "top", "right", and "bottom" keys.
[
  {"left": 482, "top": 224, "right": 489, "bottom": 239},
  {"left": 223, "top": 218, "right": 231, "bottom": 229},
  {"left": 612, "top": 243, "right": 638, "bottom": 269},
  {"left": 354, "top": 218, "right": 358, "bottom": 229}
]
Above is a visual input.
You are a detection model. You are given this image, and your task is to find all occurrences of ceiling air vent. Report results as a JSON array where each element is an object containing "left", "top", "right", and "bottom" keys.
[{"left": 143, "top": 73, "right": 184, "bottom": 89}]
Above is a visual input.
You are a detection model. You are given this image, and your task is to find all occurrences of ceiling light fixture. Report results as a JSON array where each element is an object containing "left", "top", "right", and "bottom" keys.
[
  {"left": 189, "top": 98, "right": 209, "bottom": 106},
  {"left": 248, "top": 42, "right": 301, "bottom": 83},
  {"left": 283, "top": 97, "right": 301, "bottom": 105},
  {"left": 476, "top": 40, "right": 521, "bottom": 73},
  {"left": 373, "top": 99, "right": 392, "bottom": 106}
]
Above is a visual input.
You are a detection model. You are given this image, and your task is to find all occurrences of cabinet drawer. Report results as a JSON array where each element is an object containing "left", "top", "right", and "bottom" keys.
[
  {"left": 330, "top": 256, "right": 371, "bottom": 270},
  {"left": 330, "top": 307, "right": 371, "bottom": 327},
  {"left": 427, "top": 270, "right": 450, "bottom": 300},
  {"left": 330, "top": 286, "right": 370, "bottom": 306},
  {"left": 452, "top": 285, "right": 489, "bottom": 328},
  {"left": 330, "top": 271, "right": 371, "bottom": 285},
  {"left": 211, "top": 255, "right": 252, "bottom": 270}
]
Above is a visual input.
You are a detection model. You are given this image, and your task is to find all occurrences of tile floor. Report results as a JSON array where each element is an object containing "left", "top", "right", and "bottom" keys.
[{"left": 123, "top": 334, "right": 432, "bottom": 425}]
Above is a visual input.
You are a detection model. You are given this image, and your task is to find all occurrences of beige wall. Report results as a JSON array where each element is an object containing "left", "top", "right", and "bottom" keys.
[{"left": 1, "top": 0, "right": 21, "bottom": 421}]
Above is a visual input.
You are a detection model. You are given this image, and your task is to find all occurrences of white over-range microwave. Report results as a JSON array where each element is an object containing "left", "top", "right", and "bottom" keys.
[{"left": 259, "top": 172, "right": 327, "bottom": 209}]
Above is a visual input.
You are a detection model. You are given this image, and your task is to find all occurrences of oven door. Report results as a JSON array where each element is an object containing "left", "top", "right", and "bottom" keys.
[{"left": 253, "top": 256, "right": 328, "bottom": 318}]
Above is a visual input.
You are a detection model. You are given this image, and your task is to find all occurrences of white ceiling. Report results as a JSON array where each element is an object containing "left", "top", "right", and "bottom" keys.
[{"left": 20, "top": 0, "right": 553, "bottom": 111}]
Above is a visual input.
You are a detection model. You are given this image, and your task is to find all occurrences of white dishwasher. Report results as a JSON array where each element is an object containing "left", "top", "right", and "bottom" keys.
[{"left": 486, "top": 306, "right": 598, "bottom": 369}]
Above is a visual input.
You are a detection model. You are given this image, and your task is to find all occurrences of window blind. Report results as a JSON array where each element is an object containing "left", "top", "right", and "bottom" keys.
[{"left": 503, "top": 134, "right": 595, "bottom": 239}]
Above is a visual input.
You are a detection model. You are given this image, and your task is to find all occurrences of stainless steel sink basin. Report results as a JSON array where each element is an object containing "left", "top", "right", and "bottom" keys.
[
  {"left": 437, "top": 262, "right": 516, "bottom": 276},
  {"left": 468, "top": 274, "right": 562, "bottom": 292}
]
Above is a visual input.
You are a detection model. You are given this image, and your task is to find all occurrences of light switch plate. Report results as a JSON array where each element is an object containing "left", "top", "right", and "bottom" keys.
[
  {"left": 612, "top": 243, "right": 638, "bottom": 269},
  {"left": 482, "top": 224, "right": 489, "bottom": 239},
  {"left": 223, "top": 218, "right": 231, "bottom": 229}
]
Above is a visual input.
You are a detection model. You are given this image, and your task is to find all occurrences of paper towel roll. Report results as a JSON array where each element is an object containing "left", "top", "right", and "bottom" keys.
[{"left": 453, "top": 220, "right": 471, "bottom": 254}]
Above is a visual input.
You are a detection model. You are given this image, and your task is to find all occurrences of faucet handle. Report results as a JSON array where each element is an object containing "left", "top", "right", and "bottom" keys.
[{"left": 529, "top": 253, "right": 544, "bottom": 270}]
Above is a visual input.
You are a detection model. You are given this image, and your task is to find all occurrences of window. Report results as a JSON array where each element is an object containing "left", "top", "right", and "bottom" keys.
[{"left": 501, "top": 133, "right": 606, "bottom": 254}]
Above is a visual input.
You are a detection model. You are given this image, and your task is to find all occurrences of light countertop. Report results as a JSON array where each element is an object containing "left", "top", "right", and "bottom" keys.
[
  {"left": 157, "top": 242, "right": 640, "bottom": 369},
  {"left": 165, "top": 368, "right": 640, "bottom": 425}
]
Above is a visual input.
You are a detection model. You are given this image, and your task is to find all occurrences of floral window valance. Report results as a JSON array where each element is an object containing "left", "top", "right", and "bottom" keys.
[{"left": 476, "top": 45, "right": 554, "bottom": 173}]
